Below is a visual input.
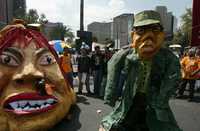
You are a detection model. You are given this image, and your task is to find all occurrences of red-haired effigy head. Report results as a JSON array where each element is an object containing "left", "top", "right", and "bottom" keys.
[{"left": 0, "top": 19, "right": 76, "bottom": 131}]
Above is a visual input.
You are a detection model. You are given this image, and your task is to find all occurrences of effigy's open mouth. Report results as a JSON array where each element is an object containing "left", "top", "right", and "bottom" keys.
[{"left": 3, "top": 93, "right": 58, "bottom": 115}]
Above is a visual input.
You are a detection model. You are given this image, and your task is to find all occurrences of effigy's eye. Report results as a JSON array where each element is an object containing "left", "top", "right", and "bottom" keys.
[
  {"left": 38, "top": 53, "right": 56, "bottom": 66},
  {"left": 133, "top": 28, "right": 145, "bottom": 35},
  {"left": 0, "top": 54, "right": 20, "bottom": 67}
]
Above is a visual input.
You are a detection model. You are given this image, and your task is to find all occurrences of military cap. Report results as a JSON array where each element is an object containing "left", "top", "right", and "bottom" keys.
[{"left": 134, "top": 10, "right": 162, "bottom": 27}]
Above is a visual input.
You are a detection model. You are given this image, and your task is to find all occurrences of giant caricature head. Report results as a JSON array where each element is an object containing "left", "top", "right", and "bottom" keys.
[
  {"left": 0, "top": 20, "right": 76, "bottom": 131},
  {"left": 131, "top": 10, "right": 165, "bottom": 60}
]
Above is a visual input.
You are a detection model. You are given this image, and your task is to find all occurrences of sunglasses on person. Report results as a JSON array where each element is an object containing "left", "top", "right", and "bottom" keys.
[{"left": 133, "top": 24, "right": 163, "bottom": 35}]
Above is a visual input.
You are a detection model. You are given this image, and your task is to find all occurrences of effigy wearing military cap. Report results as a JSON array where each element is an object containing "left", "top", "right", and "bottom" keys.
[{"left": 133, "top": 10, "right": 162, "bottom": 27}]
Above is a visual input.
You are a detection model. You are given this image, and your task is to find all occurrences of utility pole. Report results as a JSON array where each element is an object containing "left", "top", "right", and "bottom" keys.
[
  {"left": 80, "top": 0, "right": 84, "bottom": 31},
  {"left": 76, "top": 0, "right": 92, "bottom": 50}
]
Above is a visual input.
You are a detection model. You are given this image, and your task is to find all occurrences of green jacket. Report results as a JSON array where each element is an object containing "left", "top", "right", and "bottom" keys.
[{"left": 101, "top": 47, "right": 182, "bottom": 131}]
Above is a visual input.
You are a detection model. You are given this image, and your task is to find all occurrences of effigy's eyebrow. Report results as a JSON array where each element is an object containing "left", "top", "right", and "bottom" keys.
[
  {"left": 34, "top": 48, "right": 49, "bottom": 57},
  {"left": 3, "top": 47, "right": 24, "bottom": 59}
]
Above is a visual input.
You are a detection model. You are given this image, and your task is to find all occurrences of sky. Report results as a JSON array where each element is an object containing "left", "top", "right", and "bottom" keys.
[{"left": 26, "top": 0, "right": 192, "bottom": 33}]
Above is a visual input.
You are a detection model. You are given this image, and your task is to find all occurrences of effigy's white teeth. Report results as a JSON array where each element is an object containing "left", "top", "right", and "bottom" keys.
[
  {"left": 18, "top": 100, "right": 28, "bottom": 107},
  {"left": 40, "top": 105, "right": 45, "bottom": 109},
  {"left": 8, "top": 98, "right": 56, "bottom": 110},
  {"left": 46, "top": 98, "right": 54, "bottom": 104},
  {"left": 29, "top": 100, "right": 37, "bottom": 106},
  {"left": 46, "top": 103, "right": 51, "bottom": 107},
  {"left": 37, "top": 100, "right": 45, "bottom": 105},
  {"left": 9, "top": 102, "right": 18, "bottom": 109},
  {"left": 23, "top": 106, "right": 30, "bottom": 110}
]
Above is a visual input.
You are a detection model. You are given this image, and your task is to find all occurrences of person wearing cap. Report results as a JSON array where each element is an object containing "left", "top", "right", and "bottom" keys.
[{"left": 99, "top": 10, "right": 182, "bottom": 131}]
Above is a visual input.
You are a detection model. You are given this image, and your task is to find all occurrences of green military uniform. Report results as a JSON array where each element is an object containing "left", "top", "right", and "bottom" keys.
[
  {"left": 101, "top": 47, "right": 182, "bottom": 131},
  {"left": 100, "top": 10, "right": 182, "bottom": 131}
]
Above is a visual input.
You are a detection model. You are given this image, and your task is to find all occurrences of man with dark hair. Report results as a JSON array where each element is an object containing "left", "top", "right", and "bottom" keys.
[
  {"left": 91, "top": 46, "right": 104, "bottom": 96},
  {"left": 77, "top": 47, "right": 91, "bottom": 94},
  {"left": 99, "top": 10, "right": 182, "bottom": 131}
]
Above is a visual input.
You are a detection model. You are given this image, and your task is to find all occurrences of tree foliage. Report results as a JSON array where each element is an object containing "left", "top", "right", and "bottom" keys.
[
  {"left": 181, "top": 8, "right": 192, "bottom": 45},
  {"left": 172, "top": 8, "right": 192, "bottom": 49},
  {"left": 39, "top": 13, "right": 48, "bottom": 24},
  {"left": 23, "top": 9, "right": 74, "bottom": 41},
  {"left": 64, "top": 28, "right": 74, "bottom": 40},
  {"left": 25, "top": 9, "right": 39, "bottom": 24},
  {"left": 49, "top": 24, "right": 66, "bottom": 40},
  {"left": 181, "top": 8, "right": 192, "bottom": 33},
  {"left": 24, "top": 9, "right": 48, "bottom": 24},
  {"left": 49, "top": 25, "right": 74, "bottom": 41}
]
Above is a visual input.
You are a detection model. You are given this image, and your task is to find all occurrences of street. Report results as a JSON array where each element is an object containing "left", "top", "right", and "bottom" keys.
[{"left": 51, "top": 77, "right": 200, "bottom": 131}]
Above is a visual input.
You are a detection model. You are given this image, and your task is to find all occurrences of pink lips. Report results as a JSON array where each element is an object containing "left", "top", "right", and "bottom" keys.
[{"left": 3, "top": 93, "right": 58, "bottom": 115}]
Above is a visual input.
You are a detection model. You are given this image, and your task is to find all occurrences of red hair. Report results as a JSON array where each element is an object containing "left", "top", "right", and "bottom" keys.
[{"left": 0, "top": 27, "right": 57, "bottom": 57}]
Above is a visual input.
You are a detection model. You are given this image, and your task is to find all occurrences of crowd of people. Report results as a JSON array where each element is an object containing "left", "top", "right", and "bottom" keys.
[
  {"left": 59, "top": 39, "right": 200, "bottom": 102},
  {"left": 59, "top": 44, "right": 114, "bottom": 98},
  {"left": 59, "top": 45, "right": 200, "bottom": 104}
]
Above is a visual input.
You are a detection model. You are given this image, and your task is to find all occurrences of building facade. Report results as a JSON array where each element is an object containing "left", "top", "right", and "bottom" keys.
[
  {"left": 155, "top": 6, "right": 177, "bottom": 40},
  {"left": 13, "top": 0, "right": 26, "bottom": 19},
  {"left": 113, "top": 13, "right": 134, "bottom": 49},
  {"left": 0, "top": 0, "right": 26, "bottom": 29},
  {"left": 0, "top": 0, "right": 7, "bottom": 25},
  {"left": 87, "top": 22, "right": 112, "bottom": 43},
  {"left": 0, "top": 0, "right": 14, "bottom": 25}
]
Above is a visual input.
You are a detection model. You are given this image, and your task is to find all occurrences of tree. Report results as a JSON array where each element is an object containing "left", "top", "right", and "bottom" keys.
[
  {"left": 180, "top": 8, "right": 192, "bottom": 45},
  {"left": 49, "top": 24, "right": 74, "bottom": 41},
  {"left": 25, "top": 9, "right": 39, "bottom": 24},
  {"left": 172, "top": 8, "right": 192, "bottom": 50},
  {"left": 49, "top": 24, "right": 65, "bottom": 40},
  {"left": 181, "top": 8, "right": 192, "bottom": 33},
  {"left": 39, "top": 13, "right": 48, "bottom": 24},
  {"left": 64, "top": 28, "right": 74, "bottom": 41},
  {"left": 22, "top": 9, "right": 74, "bottom": 41}
]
